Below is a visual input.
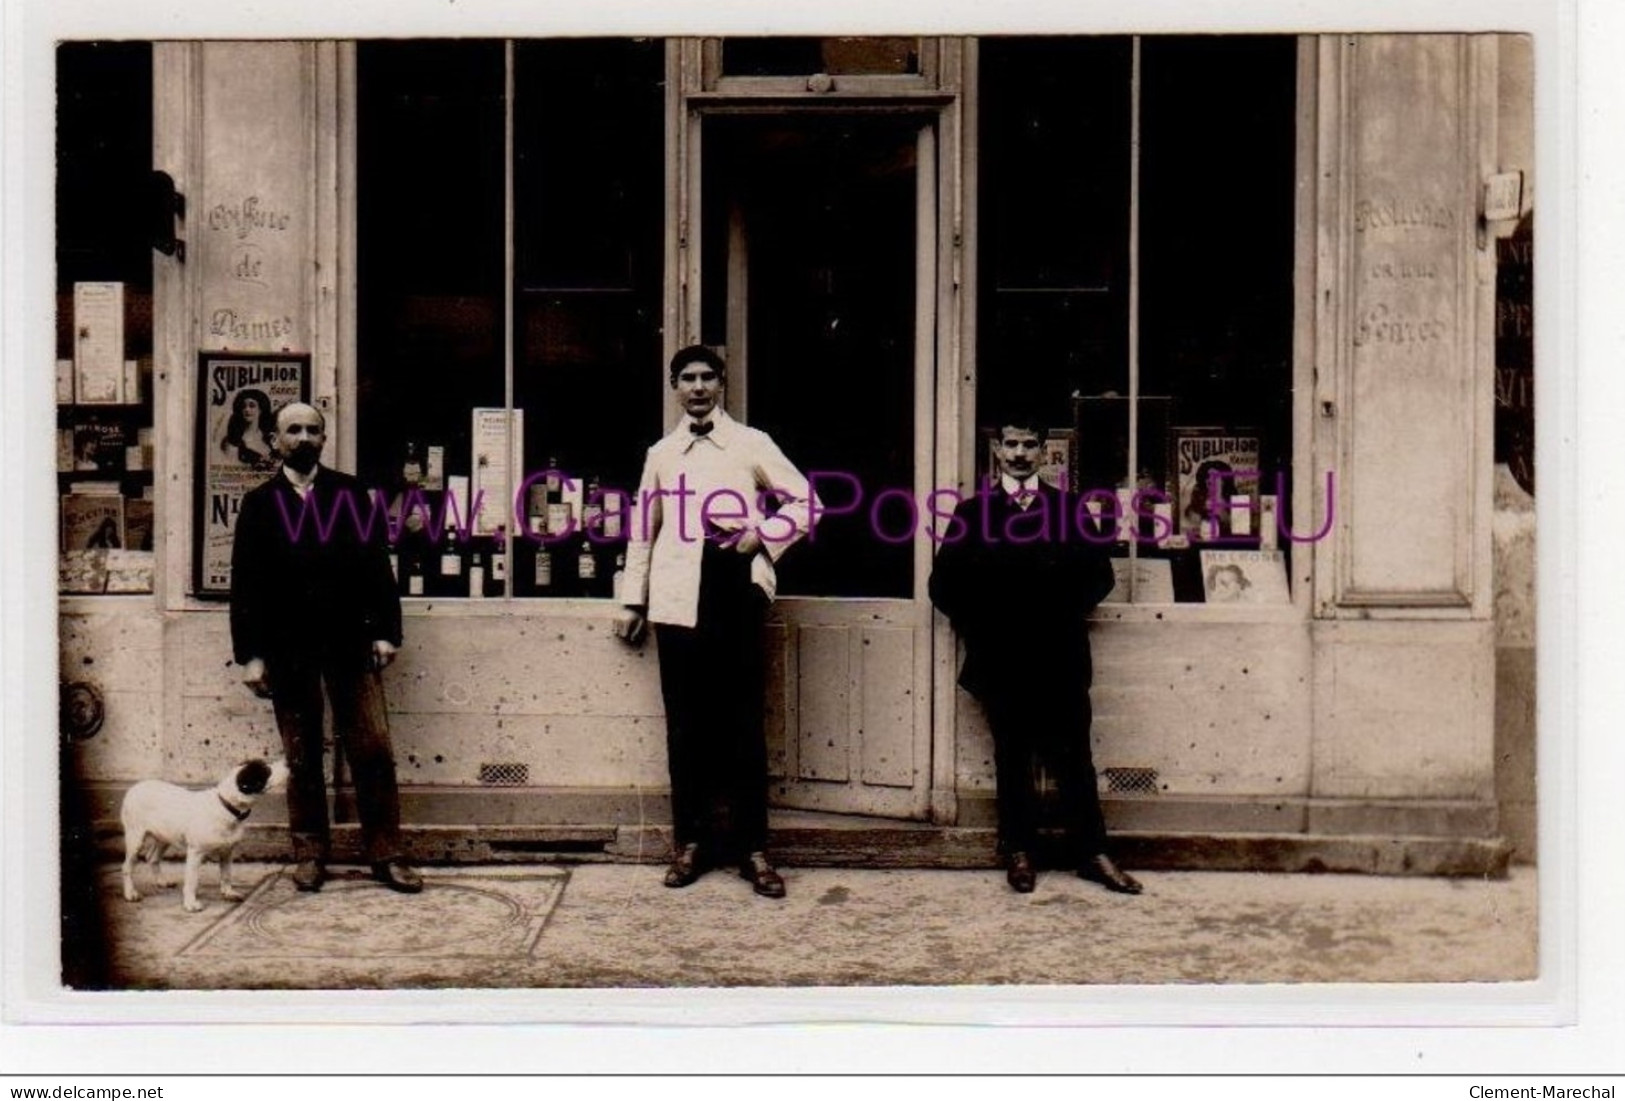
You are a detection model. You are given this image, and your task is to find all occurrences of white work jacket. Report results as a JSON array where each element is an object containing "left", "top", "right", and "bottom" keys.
[{"left": 619, "top": 408, "right": 818, "bottom": 627}]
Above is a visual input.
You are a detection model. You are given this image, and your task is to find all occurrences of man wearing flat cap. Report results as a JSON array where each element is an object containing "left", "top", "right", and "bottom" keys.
[{"left": 616, "top": 346, "right": 819, "bottom": 899}]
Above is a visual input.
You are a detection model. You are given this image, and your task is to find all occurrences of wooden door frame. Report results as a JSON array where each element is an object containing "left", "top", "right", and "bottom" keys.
[{"left": 664, "top": 38, "right": 969, "bottom": 823}]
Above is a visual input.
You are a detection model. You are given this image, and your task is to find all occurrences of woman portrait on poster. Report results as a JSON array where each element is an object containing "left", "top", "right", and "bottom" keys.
[
  {"left": 73, "top": 431, "right": 102, "bottom": 472},
  {"left": 219, "top": 388, "right": 276, "bottom": 469},
  {"left": 86, "top": 516, "right": 122, "bottom": 550},
  {"left": 1205, "top": 562, "right": 1252, "bottom": 604},
  {"left": 1183, "top": 458, "right": 1235, "bottom": 540}
]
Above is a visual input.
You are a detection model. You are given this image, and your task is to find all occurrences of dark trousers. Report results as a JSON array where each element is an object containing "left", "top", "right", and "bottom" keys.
[
  {"left": 268, "top": 649, "right": 404, "bottom": 864},
  {"left": 654, "top": 544, "right": 769, "bottom": 858},
  {"left": 981, "top": 681, "right": 1107, "bottom": 861}
]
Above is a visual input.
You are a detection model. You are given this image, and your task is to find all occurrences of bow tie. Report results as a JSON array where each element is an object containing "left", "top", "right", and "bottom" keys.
[{"left": 689, "top": 420, "right": 713, "bottom": 436}]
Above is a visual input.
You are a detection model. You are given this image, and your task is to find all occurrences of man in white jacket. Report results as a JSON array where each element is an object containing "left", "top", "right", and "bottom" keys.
[{"left": 616, "top": 345, "right": 818, "bottom": 899}]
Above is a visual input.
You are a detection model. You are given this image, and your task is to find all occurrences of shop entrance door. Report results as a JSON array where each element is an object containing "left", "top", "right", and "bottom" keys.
[{"left": 698, "top": 115, "right": 936, "bottom": 819}]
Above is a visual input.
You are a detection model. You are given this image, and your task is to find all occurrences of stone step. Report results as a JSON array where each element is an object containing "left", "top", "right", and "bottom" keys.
[{"left": 88, "top": 820, "right": 1511, "bottom": 878}]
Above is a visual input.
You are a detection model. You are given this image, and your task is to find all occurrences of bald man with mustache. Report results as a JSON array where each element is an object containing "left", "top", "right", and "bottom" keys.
[{"left": 230, "top": 402, "right": 422, "bottom": 894}]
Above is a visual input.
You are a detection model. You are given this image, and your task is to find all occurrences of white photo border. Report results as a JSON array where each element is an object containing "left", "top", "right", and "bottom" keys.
[{"left": 3, "top": 0, "right": 1612, "bottom": 1076}]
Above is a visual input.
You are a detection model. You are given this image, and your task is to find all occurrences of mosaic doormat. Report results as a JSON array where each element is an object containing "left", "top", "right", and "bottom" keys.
[{"left": 178, "top": 867, "right": 569, "bottom": 961}]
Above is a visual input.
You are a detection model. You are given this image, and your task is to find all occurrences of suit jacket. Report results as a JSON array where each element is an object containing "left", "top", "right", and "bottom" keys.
[
  {"left": 927, "top": 481, "right": 1116, "bottom": 701},
  {"left": 620, "top": 408, "right": 819, "bottom": 628},
  {"left": 230, "top": 465, "right": 403, "bottom": 666}
]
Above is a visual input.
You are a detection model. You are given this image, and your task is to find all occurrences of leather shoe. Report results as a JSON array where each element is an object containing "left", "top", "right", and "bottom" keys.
[
  {"left": 1006, "top": 851, "right": 1036, "bottom": 894},
  {"left": 663, "top": 842, "right": 703, "bottom": 888},
  {"left": 371, "top": 860, "right": 424, "bottom": 894},
  {"left": 1080, "top": 853, "right": 1142, "bottom": 895},
  {"left": 739, "top": 852, "right": 786, "bottom": 899},
  {"left": 291, "top": 858, "right": 326, "bottom": 892}
]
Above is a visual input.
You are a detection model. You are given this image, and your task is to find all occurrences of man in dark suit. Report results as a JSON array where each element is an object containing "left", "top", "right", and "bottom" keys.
[
  {"left": 928, "top": 413, "right": 1142, "bottom": 895},
  {"left": 230, "top": 402, "right": 421, "bottom": 894}
]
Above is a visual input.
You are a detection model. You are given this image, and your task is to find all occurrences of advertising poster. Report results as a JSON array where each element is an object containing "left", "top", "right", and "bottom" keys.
[
  {"left": 471, "top": 407, "right": 524, "bottom": 537},
  {"left": 71, "top": 280, "right": 125, "bottom": 404},
  {"left": 1198, "top": 548, "right": 1291, "bottom": 605},
  {"left": 193, "top": 351, "right": 310, "bottom": 596},
  {"left": 1102, "top": 555, "right": 1175, "bottom": 605},
  {"left": 1168, "top": 428, "right": 1261, "bottom": 541},
  {"left": 60, "top": 493, "right": 124, "bottom": 553}
]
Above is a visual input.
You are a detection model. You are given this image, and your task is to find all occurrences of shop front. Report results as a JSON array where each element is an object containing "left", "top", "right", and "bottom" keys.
[{"left": 56, "top": 34, "right": 1531, "bottom": 872}]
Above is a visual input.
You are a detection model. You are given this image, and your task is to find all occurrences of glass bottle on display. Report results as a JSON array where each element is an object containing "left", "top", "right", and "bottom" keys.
[
  {"left": 579, "top": 474, "right": 610, "bottom": 596},
  {"left": 437, "top": 523, "right": 467, "bottom": 597},
  {"left": 468, "top": 539, "right": 486, "bottom": 599},
  {"left": 404, "top": 545, "right": 426, "bottom": 597},
  {"left": 394, "top": 489, "right": 431, "bottom": 597},
  {"left": 526, "top": 480, "right": 548, "bottom": 541},
  {"left": 581, "top": 475, "right": 604, "bottom": 539},
  {"left": 543, "top": 456, "right": 567, "bottom": 538},
  {"left": 533, "top": 537, "right": 554, "bottom": 594},
  {"left": 401, "top": 440, "right": 426, "bottom": 488},
  {"left": 576, "top": 534, "right": 598, "bottom": 596},
  {"left": 486, "top": 525, "right": 509, "bottom": 598}
]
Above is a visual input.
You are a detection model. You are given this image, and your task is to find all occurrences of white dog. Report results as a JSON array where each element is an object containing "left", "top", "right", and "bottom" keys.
[{"left": 120, "top": 758, "right": 289, "bottom": 912}]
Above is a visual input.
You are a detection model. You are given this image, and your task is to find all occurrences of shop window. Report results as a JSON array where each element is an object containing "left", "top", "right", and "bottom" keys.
[
  {"left": 978, "top": 36, "right": 1298, "bottom": 605},
  {"left": 55, "top": 42, "right": 157, "bottom": 595},
  {"left": 356, "top": 39, "right": 664, "bottom": 600}
]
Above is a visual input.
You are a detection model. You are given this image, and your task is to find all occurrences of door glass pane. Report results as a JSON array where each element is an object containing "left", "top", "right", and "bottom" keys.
[
  {"left": 721, "top": 37, "right": 920, "bottom": 76},
  {"left": 701, "top": 117, "right": 919, "bottom": 599}
]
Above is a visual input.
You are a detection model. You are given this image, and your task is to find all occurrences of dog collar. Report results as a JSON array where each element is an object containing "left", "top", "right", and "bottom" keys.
[{"left": 218, "top": 794, "right": 252, "bottom": 821}]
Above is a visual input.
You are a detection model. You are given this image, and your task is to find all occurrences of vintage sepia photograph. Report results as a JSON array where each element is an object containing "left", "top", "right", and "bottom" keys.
[{"left": 36, "top": 22, "right": 1549, "bottom": 1013}]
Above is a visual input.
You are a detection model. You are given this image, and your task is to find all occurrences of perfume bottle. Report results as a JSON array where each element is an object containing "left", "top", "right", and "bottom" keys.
[
  {"left": 533, "top": 541, "right": 553, "bottom": 592},
  {"left": 438, "top": 525, "right": 467, "bottom": 597},
  {"left": 487, "top": 525, "right": 509, "bottom": 598},
  {"left": 468, "top": 541, "right": 486, "bottom": 599},
  {"left": 577, "top": 537, "right": 598, "bottom": 593},
  {"left": 405, "top": 549, "right": 426, "bottom": 597}
]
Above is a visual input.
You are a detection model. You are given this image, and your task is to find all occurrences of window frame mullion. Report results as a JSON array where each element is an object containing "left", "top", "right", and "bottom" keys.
[
  {"left": 502, "top": 39, "right": 516, "bottom": 594},
  {"left": 1126, "top": 36, "right": 1143, "bottom": 600}
]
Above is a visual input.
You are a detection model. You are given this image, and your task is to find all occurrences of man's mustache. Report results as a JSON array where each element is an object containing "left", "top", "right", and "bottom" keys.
[{"left": 283, "top": 444, "right": 321, "bottom": 471}]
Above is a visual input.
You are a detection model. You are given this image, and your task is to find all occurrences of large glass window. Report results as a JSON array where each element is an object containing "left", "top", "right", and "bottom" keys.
[
  {"left": 978, "top": 36, "right": 1298, "bottom": 605},
  {"left": 356, "top": 39, "right": 665, "bottom": 600},
  {"left": 512, "top": 38, "right": 665, "bottom": 557},
  {"left": 357, "top": 39, "right": 506, "bottom": 518},
  {"left": 56, "top": 42, "right": 157, "bottom": 595}
]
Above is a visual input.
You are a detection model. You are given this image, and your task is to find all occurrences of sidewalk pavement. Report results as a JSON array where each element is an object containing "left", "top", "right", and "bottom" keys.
[{"left": 76, "top": 860, "right": 1537, "bottom": 991}]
